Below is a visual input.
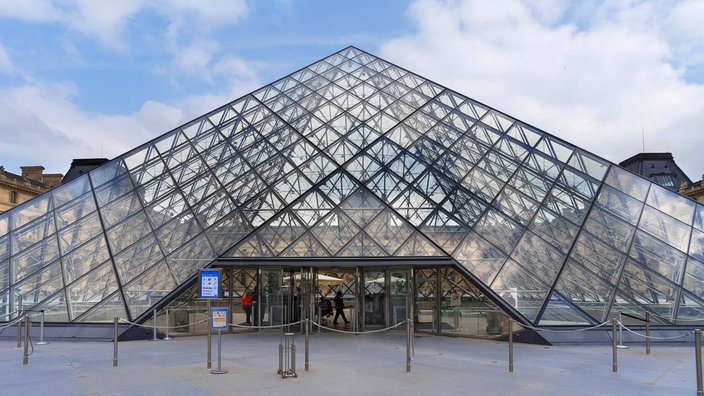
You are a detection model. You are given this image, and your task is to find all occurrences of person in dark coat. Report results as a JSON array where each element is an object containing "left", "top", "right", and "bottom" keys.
[{"left": 333, "top": 290, "right": 349, "bottom": 326}]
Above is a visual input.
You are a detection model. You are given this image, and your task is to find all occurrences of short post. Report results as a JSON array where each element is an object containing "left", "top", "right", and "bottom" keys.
[
  {"left": 617, "top": 312, "right": 628, "bottom": 349},
  {"left": 509, "top": 318, "right": 514, "bottom": 373},
  {"left": 113, "top": 317, "right": 119, "bottom": 367},
  {"left": 305, "top": 318, "right": 310, "bottom": 372},
  {"left": 696, "top": 329, "right": 703, "bottom": 396},
  {"left": 152, "top": 308, "right": 158, "bottom": 341},
  {"left": 612, "top": 318, "right": 618, "bottom": 373},
  {"left": 37, "top": 310, "right": 48, "bottom": 345},
  {"left": 22, "top": 316, "right": 30, "bottom": 365},
  {"left": 406, "top": 317, "right": 411, "bottom": 372},
  {"left": 16, "top": 295, "right": 22, "bottom": 349},
  {"left": 210, "top": 329, "right": 228, "bottom": 374},
  {"left": 207, "top": 301, "right": 212, "bottom": 369},
  {"left": 645, "top": 312, "right": 651, "bottom": 355},
  {"left": 164, "top": 308, "right": 171, "bottom": 341}
]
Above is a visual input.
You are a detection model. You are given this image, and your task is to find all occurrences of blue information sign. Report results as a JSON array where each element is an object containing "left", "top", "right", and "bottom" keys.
[
  {"left": 199, "top": 269, "right": 221, "bottom": 299},
  {"left": 211, "top": 307, "right": 229, "bottom": 329}
]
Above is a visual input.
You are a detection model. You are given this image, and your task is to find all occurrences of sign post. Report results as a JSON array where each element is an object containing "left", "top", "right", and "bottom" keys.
[
  {"left": 211, "top": 307, "right": 229, "bottom": 374},
  {"left": 200, "top": 269, "right": 221, "bottom": 370}
]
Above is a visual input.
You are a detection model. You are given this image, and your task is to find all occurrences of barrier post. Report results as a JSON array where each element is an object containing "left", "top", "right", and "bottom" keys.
[
  {"left": 696, "top": 329, "right": 703, "bottom": 396},
  {"left": 612, "top": 318, "right": 618, "bottom": 373},
  {"left": 36, "top": 310, "right": 48, "bottom": 345},
  {"left": 152, "top": 309, "right": 158, "bottom": 341},
  {"left": 645, "top": 312, "right": 651, "bottom": 355},
  {"left": 16, "top": 295, "right": 22, "bottom": 349},
  {"left": 22, "top": 316, "right": 30, "bottom": 365},
  {"left": 113, "top": 317, "right": 119, "bottom": 367},
  {"left": 406, "top": 318, "right": 411, "bottom": 372},
  {"left": 207, "top": 300, "right": 212, "bottom": 369},
  {"left": 509, "top": 318, "right": 514, "bottom": 373},
  {"left": 305, "top": 318, "right": 310, "bottom": 372},
  {"left": 164, "top": 308, "right": 171, "bottom": 341}
]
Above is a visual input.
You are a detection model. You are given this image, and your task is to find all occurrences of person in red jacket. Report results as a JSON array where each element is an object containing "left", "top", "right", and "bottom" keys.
[{"left": 242, "top": 290, "right": 253, "bottom": 325}]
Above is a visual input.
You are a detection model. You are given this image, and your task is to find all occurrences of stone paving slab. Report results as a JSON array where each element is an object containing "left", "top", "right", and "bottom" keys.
[{"left": 0, "top": 331, "right": 699, "bottom": 395}]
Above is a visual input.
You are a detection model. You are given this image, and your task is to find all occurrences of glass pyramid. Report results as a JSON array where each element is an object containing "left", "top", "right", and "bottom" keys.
[{"left": 2, "top": 46, "right": 704, "bottom": 327}]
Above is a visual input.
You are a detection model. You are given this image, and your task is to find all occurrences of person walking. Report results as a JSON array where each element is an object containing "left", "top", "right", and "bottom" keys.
[{"left": 333, "top": 290, "right": 349, "bottom": 326}]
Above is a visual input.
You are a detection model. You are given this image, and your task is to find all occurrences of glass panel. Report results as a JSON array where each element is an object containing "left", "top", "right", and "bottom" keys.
[
  {"left": 106, "top": 210, "right": 152, "bottom": 255},
  {"left": 529, "top": 207, "right": 579, "bottom": 253},
  {"left": 584, "top": 206, "right": 636, "bottom": 252},
  {"left": 539, "top": 291, "right": 594, "bottom": 325},
  {"left": 569, "top": 232, "right": 626, "bottom": 285},
  {"left": 684, "top": 257, "right": 704, "bottom": 301},
  {"left": 646, "top": 183, "right": 696, "bottom": 225},
  {"left": 629, "top": 230, "right": 686, "bottom": 284},
  {"left": 616, "top": 259, "right": 677, "bottom": 321},
  {"left": 558, "top": 168, "right": 597, "bottom": 200},
  {"left": 52, "top": 175, "right": 92, "bottom": 208},
  {"left": 604, "top": 166, "right": 650, "bottom": 201},
  {"left": 494, "top": 186, "right": 539, "bottom": 227},
  {"left": 55, "top": 191, "right": 97, "bottom": 230},
  {"left": 62, "top": 235, "right": 110, "bottom": 284},
  {"left": 94, "top": 172, "right": 135, "bottom": 207},
  {"left": 58, "top": 212, "right": 103, "bottom": 255},
  {"left": 543, "top": 184, "right": 589, "bottom": 225},
  {"left": 75, "top": 292, "right": 127, "bottom": 323},
  {"left": 473, "top": 208, "right": 523, "bottom": 255},
  {"left": 638, "top": 206, "right": 691, "bottom": 252},
  {"left": 420, "top": 209, "right": 469, "bottom": 254},
  {"left": 553, "top": 259, "right": 615, "bottom": 323},
  {"left": 595, "top": 185, "right": 643, "bottom": 225},
  {"left": 11, "top": 212, "right": 56, "bottom": 253},
  {"left": 535, "top": 136, "right": 573, "bottom": 162},
  {"left": 511, "top": 231, "right": 566, "bottom": 282},
  {"left": 123, "top": 260, "right": 177, "bottom": 320},
  {"left": 66, "top": 261, "right": 117, "bottom": 319},
  {"left": 12, "top": 239, "right": 60, "bottom": 284},
  {"left": 454, "top": 231, "right": 507, "bottom": 285},
  {"left": 491, "top": 259, "right": 549, "bottom": 322},
  {"left": 568, "top": 150, "right": 608, "bottom": 181},
  {"left": 89, "top": 159, "right": 127, "bottom": 189},
  {"left": 13, "top": 259, "right": 64, "bottom": 308},
  {"left": 113, "top": 234, "right": 164, "bottom": 285},
  {"left": 11, "top": 194, "right": 52, "bottom": 230}
]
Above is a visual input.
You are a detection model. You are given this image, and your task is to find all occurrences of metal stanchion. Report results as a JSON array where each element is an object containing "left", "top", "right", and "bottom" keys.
[
  {"left": 645, "top": 312, "right": 651, "bottom": 355},
  {"left": 207, "top": 301, "right": 212, "bottom": 369},
  {"left": 509, "top": 318, "right": 514, "bottom": 373},
  {"left": 612, "top": 318, "right": 618, "bottom": 373},
  {"left": 305, "top": 318, "right": 310, "bottom": 372},
  {"left": 37, "top": 310, "right": 48, "bottom": 345},
  {"left": 22, "top": 316, "right": 30, "bottom": 365},
  {"left": 164, "top": 308, "right": 171, "bottom": 341},
  {"left": 406, "top": 318, "right": 411, "bottom": 372},
  {"left": 278, "top": 332, "right": 297, "bottom": 378},
  {"left": 210, "top": 329, "right": 228, "bottom": 374},
  {"left": 113, "top": 317, "right": 119, "bottom": 367},
  {"left": 152, "top": 308, "right": 158, "bottom": 341},
  {"left": 617, "top": 312, "right": 628, "bottom": 349},
  {"left": 16, "top": 295, "right": 23, "bottom": 349},
  {"left": 696, "top": 329, "right": 703, "bottom": 396}
]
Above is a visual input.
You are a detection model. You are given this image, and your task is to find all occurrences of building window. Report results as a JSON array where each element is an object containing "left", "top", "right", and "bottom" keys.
[
  {"left": 9, "top": 191, "right": 17, "bottom": 203},
  {"left": 653, "top": 174, "right": 675, "bottom": 188}
]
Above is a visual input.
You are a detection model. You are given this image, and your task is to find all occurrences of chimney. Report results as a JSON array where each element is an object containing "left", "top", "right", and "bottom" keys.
[
  {"left": 43, "top": 174, "right": 64, "bottom": 188},
  {"left": 20, "top": 166, "right": 45, "bottom": 182}
]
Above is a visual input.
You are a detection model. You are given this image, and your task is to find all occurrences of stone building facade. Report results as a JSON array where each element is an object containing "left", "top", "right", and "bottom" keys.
[{"left": 0, "top": 166, "right": 62, "bottom": 213}]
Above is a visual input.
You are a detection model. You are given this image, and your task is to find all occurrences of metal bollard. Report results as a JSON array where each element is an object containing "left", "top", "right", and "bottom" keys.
[
  {"left": 305, "top": 318, "right": 310, "bottom": 372},
  {"left": 696, "top": 329, "right": 703, "bottom": 396},
  {"left": 164, "top": 308, "right": 171, "bottom": 341},
  {"left": 113, "top": 317, "right": 119, "bottom": 367},
  {"left": 22, "top": 316, "right": 30, "bottom": 365},
  {"left": 406, "top": 318, "right": 411, "bottom": 372},
  {"left": 37, "top": 310, "right": 48, "bottom": 345},
  {"left": 612, "top": 318, "right": 618, "bottom": 373},
  {"left": 152, "top": 308, "right": 158, "bottom": 341},
  {"left": 16, "top": 315, "right": 22, "bottom": 349},
  {"left": 645, "top": 312, "right": 651, "bottom": 355},
  {"left": 509, "top": 318, "right": 514, "bottom": 373}
]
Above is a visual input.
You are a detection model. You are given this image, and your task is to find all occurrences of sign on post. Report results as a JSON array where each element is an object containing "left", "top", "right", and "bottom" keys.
[
  {"left": 211, "top": 307, "right": 229, "bottom": 329},
  {"left": 199, "top": 269, "right": 221, "bottom": 299}
]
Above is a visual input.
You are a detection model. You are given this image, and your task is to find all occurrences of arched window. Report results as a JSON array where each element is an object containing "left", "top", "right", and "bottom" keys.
[{"left": 9, "top": 191, "right": 16, "bottom": 203}]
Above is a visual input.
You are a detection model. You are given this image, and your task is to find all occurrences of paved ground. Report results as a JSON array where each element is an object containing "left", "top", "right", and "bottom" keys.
[{"left": 1, "top": 329, "right": 700, "bottom": 395}]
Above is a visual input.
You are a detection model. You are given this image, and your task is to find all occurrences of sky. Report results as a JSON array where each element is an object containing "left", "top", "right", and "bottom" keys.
[{"left": 0, "top": 0, "right": 703, "bottom": 182}]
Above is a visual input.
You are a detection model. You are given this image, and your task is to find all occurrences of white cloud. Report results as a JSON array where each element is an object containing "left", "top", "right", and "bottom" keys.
[
  {"left": 380, "top": 0, "right": 704, "bottom": 178},
  {"left": 0, "top": 44, "right": 13, "bottom": 75}
]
